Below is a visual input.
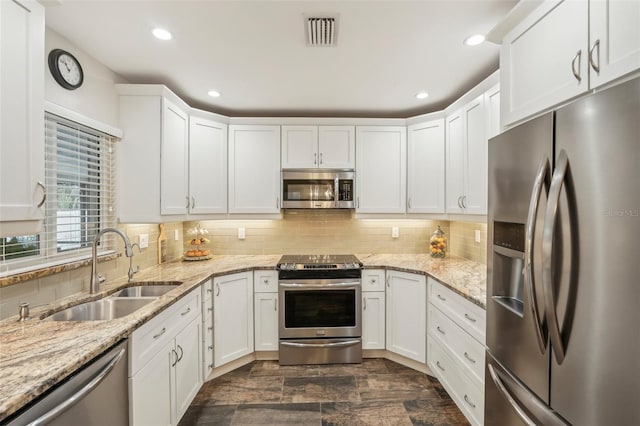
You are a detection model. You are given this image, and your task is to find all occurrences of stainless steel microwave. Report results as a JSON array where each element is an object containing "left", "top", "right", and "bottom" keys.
[{"left": 281, "top": 169, "right": 355, "bottom": 209}]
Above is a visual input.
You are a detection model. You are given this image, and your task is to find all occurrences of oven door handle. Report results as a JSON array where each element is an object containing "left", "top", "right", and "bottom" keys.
[
  {"left": 279, "top": 282, "right": 359, "bottom": 289},
  {"left": 280, "top": 340, "right": 361, "bottom": 349}
]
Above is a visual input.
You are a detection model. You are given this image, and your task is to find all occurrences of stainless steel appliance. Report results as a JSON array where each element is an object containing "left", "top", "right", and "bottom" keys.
[
  {"left": 278, "top": 254, "right": 362, "bottom": 365},
  {"left": 5, "top": 340, "right": 128, "bottom": 425},
  {"left": 281, "top": 169, "right": 355, "bottom": 209},
  {"left": 486, "top": 76, "right": 640, "bottom": 425}
]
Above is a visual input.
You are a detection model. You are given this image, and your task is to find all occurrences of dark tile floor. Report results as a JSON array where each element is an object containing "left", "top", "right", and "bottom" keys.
[{"left": 179, "top": 359, "right": 470, "bottom": 426}]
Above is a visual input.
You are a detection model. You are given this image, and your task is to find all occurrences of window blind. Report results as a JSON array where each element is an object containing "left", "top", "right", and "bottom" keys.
[{"left": 0, "top": 113, "right": 118, "bottom": 274}]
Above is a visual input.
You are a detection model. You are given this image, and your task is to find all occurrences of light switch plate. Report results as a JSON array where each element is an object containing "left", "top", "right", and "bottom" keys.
[
  {"left": 392, "top": 227, "right": 399, "bottom": 239},
  {"left": 238, "top": 228, "right": 246, "bottom": 240},
  {"left": 138, "top": 234, "right": 149, "bottom": 249},
  {"left": 475, "top": 229, "right": 481, "bottom": 243}
]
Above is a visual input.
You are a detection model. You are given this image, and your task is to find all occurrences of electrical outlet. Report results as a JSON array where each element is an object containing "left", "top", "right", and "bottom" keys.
[
  {"left": 138, "top": 234, "right": 149, "bottom": 249},
  {"left": 174, "top": 229, "right": 179, "bottom": 241},
  {"left": 392, "top": 227, "right": 399, "bottom": 239},
  {"left": 238, "top": 228, "right": 246, "bottom": 240},
  {"left": 475, "top": 229, "right": 481, "bottom": 243}
]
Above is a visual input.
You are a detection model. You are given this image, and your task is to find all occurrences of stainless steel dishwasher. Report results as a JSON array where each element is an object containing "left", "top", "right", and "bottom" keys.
[{"left": 5, "top": 340, "right": 128, "bottom": 426}]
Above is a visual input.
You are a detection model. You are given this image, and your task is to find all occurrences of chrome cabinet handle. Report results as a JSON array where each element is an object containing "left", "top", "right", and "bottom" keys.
[
  {"left": 29, "top": 347, "right": 125, "bottom": 425},
  {"left": 208, "top": 363, "right": 213, "bottom": 369},
  {"left": 181, "top": 307, "right": 191, "bottom": 316},
  {"left": 153, "top": 327, "right": 167, "bottom": 339},
  {"left": 464, "top": 394, "right": 476, "bottom": 408},
  {"left": 408, "top": 198, "right": 412, "bottom": 209},
  {"left": 207, "top": 307, "right": 213, "bottom": 312},
  {"left": 436, "top": 361, "right": 445, "bottom": 371},
  {"left": 36, "top": 181, "right": 46, "bottom": 208},
  {"left": 191, "top": 196, "right": 196, "bottom": 208},
  {"left": 363, "top": 297, "right": 367, "bottom": 310},
  {"left": 274, "top": 297, "right": 277, "bottom": 311},
  {"left": 177, "top": 345, "right": 184, "bottom": 362},
  {"left": 207, "top": 326, "right": 213, "bottom": 331},
  {"left": 171, "top": 349, "right": 179, "bottom": 367},
  {"left": 216, "top": 283, "right": 220, "bottom": 296},
  {"left": 185, "top": 196, "right": 190, "bottom": 208},
  {"left": 314, "top": 152, "right": 317, "bottom": 164},
  {"left": 207, "top": 288, "right": 212, "bottom": 294},
  {"left": 589, "top": 39, "right": 600, "bottom": 73},
  {"left": 319, "top": 152, "right": 323, "bottom": 164},
  {"left": 525, "top": 157, "right": 551, "bottom": 353},
  {"left": 464, "top": 313, "right": 477, "bottom": 323},
  {"left": 386, "top": 275, "right": 390, "bottom": 288},
  {"left": 457, "top": 196, "right": 463, "bottom": 209},
  {"left": 263, "top": 279, "right": 269, "bottom": 284},
  {"left": 276, "top": 197, "right": 280, "bottom": 209},
  {"left": 437, "top": 294, "right": 446, "bottom": 301},
  {"left": 542, "top": 149, "right": 570, "bottom": 364},
  {"left": 464, "top": 352, "right": 476, "bottom": 363},
  {"left": 571, "top": 50, "right": 582, "bottom": 83},
  {"left": 436, "top": 326, "right": 445, "bottom": 335},
  {"left": 208, "top": 345, "right": 213, "bottom": 351},
  {"left": 356, "top": 196, "right": 360, "bottom": 208},
  {"left": 461, "top": 195, "right": 467, "bottom": 208}
]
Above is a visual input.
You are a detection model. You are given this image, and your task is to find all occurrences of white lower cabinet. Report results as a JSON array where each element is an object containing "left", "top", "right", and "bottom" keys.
[
  {"left": 362, "top": 269, "right": 385, "bottom": 350},
  {"left": 129, "top": 288, "right": 202, "bottom": 426},
  {"left": 214, "top": 272, "right": 254, "bottom": 367},
  {"left": 254, "top": 270, "right": 279, "bottom": 352},
  {"left": 427, "top": 278, "right": 486, "bottom": 426},
  {"left": 385, "top": 270, "right": 426, "bottom": 362}
]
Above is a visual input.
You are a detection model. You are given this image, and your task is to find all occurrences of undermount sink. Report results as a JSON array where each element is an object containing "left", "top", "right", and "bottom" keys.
[
  {"left": 48, "top": 298, "right": 154, "bottom": 321},
  {"left": 114, "top": 283, "right": 181, "bottom": 298}
]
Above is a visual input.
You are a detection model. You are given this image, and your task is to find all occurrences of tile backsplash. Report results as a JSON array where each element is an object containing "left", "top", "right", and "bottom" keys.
[{"left": 448, "top": 221, "right": 487, "bottom": 264}]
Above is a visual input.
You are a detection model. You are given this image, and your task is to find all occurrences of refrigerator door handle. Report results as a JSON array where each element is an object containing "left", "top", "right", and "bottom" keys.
[
  {"left": 488, "top": 363, "right": 538, "bottom": 426},
  {"left": 525, "top": 157, "right": 551, "bottom": 353},
  {"left": 542, "top": 149, "right": 569, "bottom": 364}
]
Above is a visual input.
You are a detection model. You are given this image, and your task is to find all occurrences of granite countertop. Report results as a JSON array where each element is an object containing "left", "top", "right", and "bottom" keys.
[{"left": 0, "top": 253, "right": 485, "bottom": 421}]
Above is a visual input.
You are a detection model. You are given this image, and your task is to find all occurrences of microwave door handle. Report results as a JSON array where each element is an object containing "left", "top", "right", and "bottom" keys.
[
  {"left": 542, "top": 150, "right": 569, "bottom": 364},
  {"left": 525, "top": 157, "right": 551, "bottom": 353}
]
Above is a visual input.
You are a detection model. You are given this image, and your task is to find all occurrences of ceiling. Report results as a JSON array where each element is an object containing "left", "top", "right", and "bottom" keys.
[{"left": 44, "top": 1, "right": 517, "bottom": 118}]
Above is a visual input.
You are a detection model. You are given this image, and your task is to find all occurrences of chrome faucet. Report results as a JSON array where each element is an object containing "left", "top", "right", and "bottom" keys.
[{"left": 90, "top": 227, "right": 134, "bottom": 294}]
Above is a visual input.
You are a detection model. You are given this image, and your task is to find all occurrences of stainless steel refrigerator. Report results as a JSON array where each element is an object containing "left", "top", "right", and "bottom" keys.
[{"left": 485, "top": 76, "right": 640, "bottom": 425}]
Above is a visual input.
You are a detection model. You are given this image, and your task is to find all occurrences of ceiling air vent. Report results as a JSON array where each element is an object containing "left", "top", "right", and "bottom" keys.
[{"left": 306, "top": 16, "right": 338, "bottom": 46}]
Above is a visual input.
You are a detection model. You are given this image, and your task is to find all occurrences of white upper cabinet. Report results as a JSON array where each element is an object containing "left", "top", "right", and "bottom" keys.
[
  {"left": 446, "top": 94, "right": 490, "bottom": 215},
  {"left": 0, "top": 0, "right": 45, "bottom": 235},
  {"left": 188, "top": 115, "right": 227, "bottom": 215},
  {"left": 228, "top": 125, "right": 281, "bottom": 213},
  {"left": 590, "top": 0, "right": 640, "bottom": 89},
  {"left": 281, "top": 125, "right": 355, "bottom": 169},
  {"left": 485, "top": 84, "right": 502, "bottom": 139},
  {"left": 501, "top": 0, "right": 640, "bottom": 126},
  {"left": 161, "top": 99, "right": 189, "bottom": 215},
  {"left": 407, "top": 118, "right": 445, "bottom": 213},
  {"left": 355, "top": 126, "right": 407, "bottom": 213}
]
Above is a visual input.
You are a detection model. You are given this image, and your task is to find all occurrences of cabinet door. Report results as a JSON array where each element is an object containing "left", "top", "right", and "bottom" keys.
[
  {"left": 281, "top": 125, "right": 318, "bottom": 168},
  {"left": 254, "top": 292, "right": 279, "bottom": 351},
  {"left": 189, "top": 116, "right": 227, "bottom": 214},
  {"left": 161, "top": 99, "right": 189, "bottom": 215},
  {"left": 501, "top": 0, "right": 588, "bottom": 125},
  {"left": 173, "top": 318, "right": 202, "bottom": 425},
  {"left": 407, "top": 119, "right": 445, "bottom": 213},
  {"left": 445, "top": 111, "right": 465, "bottom": 214},
  {"left": 485, "top": 84, "right": 501, "bottom": 139},
  {"left": 318, "top": 126, "right": 355, "bottom": 168},
  {"left": 0, "top": 0, "right": 44, "bottom": 229},
  {"left": 590, "top": 0, "right": 640, "bottom": 89},
  {"left": 362, "top": 291, "right": 385, "bottom": 350},
  {"left": 386, "top": 271, "right": 426, "bottom": 363},
  {"left": 228, "top": 125, "right": 281, "bottom": 213},
  {"left": 355, "top": 126, "right": 407, "bottom": 213},
  {"left": 130, "top": 342, "right": 173, "bottom": 426},
  {"left": 214, "top": 272, "right": 254, "bottom": 367},
  {"left": 463, "top": 95, "right": 487, "bottom": 215}
]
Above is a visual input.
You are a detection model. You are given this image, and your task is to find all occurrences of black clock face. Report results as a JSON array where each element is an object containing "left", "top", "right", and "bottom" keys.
[{"left": 48, "top": 49, "right": 84, "bottom": 90}]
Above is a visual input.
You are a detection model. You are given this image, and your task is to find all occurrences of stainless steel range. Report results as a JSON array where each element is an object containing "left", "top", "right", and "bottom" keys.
[{"left": 277, "top": 254, "right": 362, "bottom": 365}]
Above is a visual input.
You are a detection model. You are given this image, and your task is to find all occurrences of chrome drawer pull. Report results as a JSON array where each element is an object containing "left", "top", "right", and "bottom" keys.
[
  {"left": 206, "top": 288, "right": 212, "bottom": 294},
  {"left": 208, "top": 363, "right": 213, "bottom": 369},
  {"left": 464, "top": 394, "right": 476, "bottom": 408},
  {"left": 181, "top": 307, "right": 191, "bottom": 316},
  {"left": 436, "top": 326, "right": 445, "bottom": 335},
  {"left": 208, "top": 345, "right": 213, "bottom": 351},
  {"left": 436, "top": 361, "right": 445, "bottom": 371},
  {"left": 153, "top": 327, "right": 166, "bottom": 339},
  {"left": 464, "top": 352, "right": 476, "bottom": 363},
  {"left": 208, "top": 307, "right": 213, "bottom": 312},
  {"left": 437, "top": 294, "right": 446, "bottom": 301},
  {"left": 207, "top": 326, "right": 213, "bottom": 331},
  {"left": 464, "top": 313, "right": 476, "bottom": 323}
]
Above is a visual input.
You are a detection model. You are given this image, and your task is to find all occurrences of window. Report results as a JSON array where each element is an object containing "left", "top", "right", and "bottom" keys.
[{"left": 0, "top": 113, "right": 117, "bottom": 274}]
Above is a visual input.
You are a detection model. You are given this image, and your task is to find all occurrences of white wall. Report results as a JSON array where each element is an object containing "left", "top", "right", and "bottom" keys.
[{"left": 45, "top": 28, "right": 126, "bottom": 128}]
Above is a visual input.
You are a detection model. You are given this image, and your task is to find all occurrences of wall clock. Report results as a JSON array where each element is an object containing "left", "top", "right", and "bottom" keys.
[{"left": 48, "top": 49, "right": 84, "bottom": 90}]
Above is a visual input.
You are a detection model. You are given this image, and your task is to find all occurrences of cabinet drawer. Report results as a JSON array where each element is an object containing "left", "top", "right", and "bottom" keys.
[
  {"left": 130, "top": 289, "right": 200, "bottom": 376},
  {"left": 201, "top": 279, "right": 213, "bottom": 303},
  {"left": 362, "top": 269, "right": 385, "bottom": 292},
  {"left": 428, "top": 339, "right": 484, "bottom": 426},
  {"left": 254, "top": 270, "right": 278, "bottom": 293},
  {"left": 428, "top": 303, "right": 485, "bottom": 383},
  {"left": 428, "top": 278, "right": 485, "bottom": 344}
]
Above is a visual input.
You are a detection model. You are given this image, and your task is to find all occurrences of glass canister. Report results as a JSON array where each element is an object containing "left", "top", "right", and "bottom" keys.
[{"left": 429, "top": 225, "right": 447, "bottom": 258}]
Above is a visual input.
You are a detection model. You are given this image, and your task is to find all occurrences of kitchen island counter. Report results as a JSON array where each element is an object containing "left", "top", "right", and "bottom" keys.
[{"left": 0, "top": 253, "right": 484, "bottom": 421}]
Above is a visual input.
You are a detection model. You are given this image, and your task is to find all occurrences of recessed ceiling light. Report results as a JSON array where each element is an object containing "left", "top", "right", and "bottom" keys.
[
  {"left": 152, "top": 28, "right": 172, "bottom": 41},
  {"left": 464, "top": 34, "right": 485, "bottom": 46},
  {"left": 207, "top": 90, "right": 221, "bottom": 98},
  {"left": 416, "top": 91, "right": 429, "bottom": 100}
]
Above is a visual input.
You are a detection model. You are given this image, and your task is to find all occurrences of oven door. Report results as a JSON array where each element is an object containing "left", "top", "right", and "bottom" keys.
[{"left": 278, "top": 278, "right": 361, "bottom": 339}]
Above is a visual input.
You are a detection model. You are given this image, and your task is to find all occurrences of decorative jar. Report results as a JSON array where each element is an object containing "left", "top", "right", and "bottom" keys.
[{"left": 429, "top": 226, "right": 447, "bottom": 258}]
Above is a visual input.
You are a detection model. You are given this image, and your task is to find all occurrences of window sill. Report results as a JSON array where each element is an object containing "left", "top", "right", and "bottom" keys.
[{"left": 0, "top": 253, "right": 120, "bottom": 288}]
